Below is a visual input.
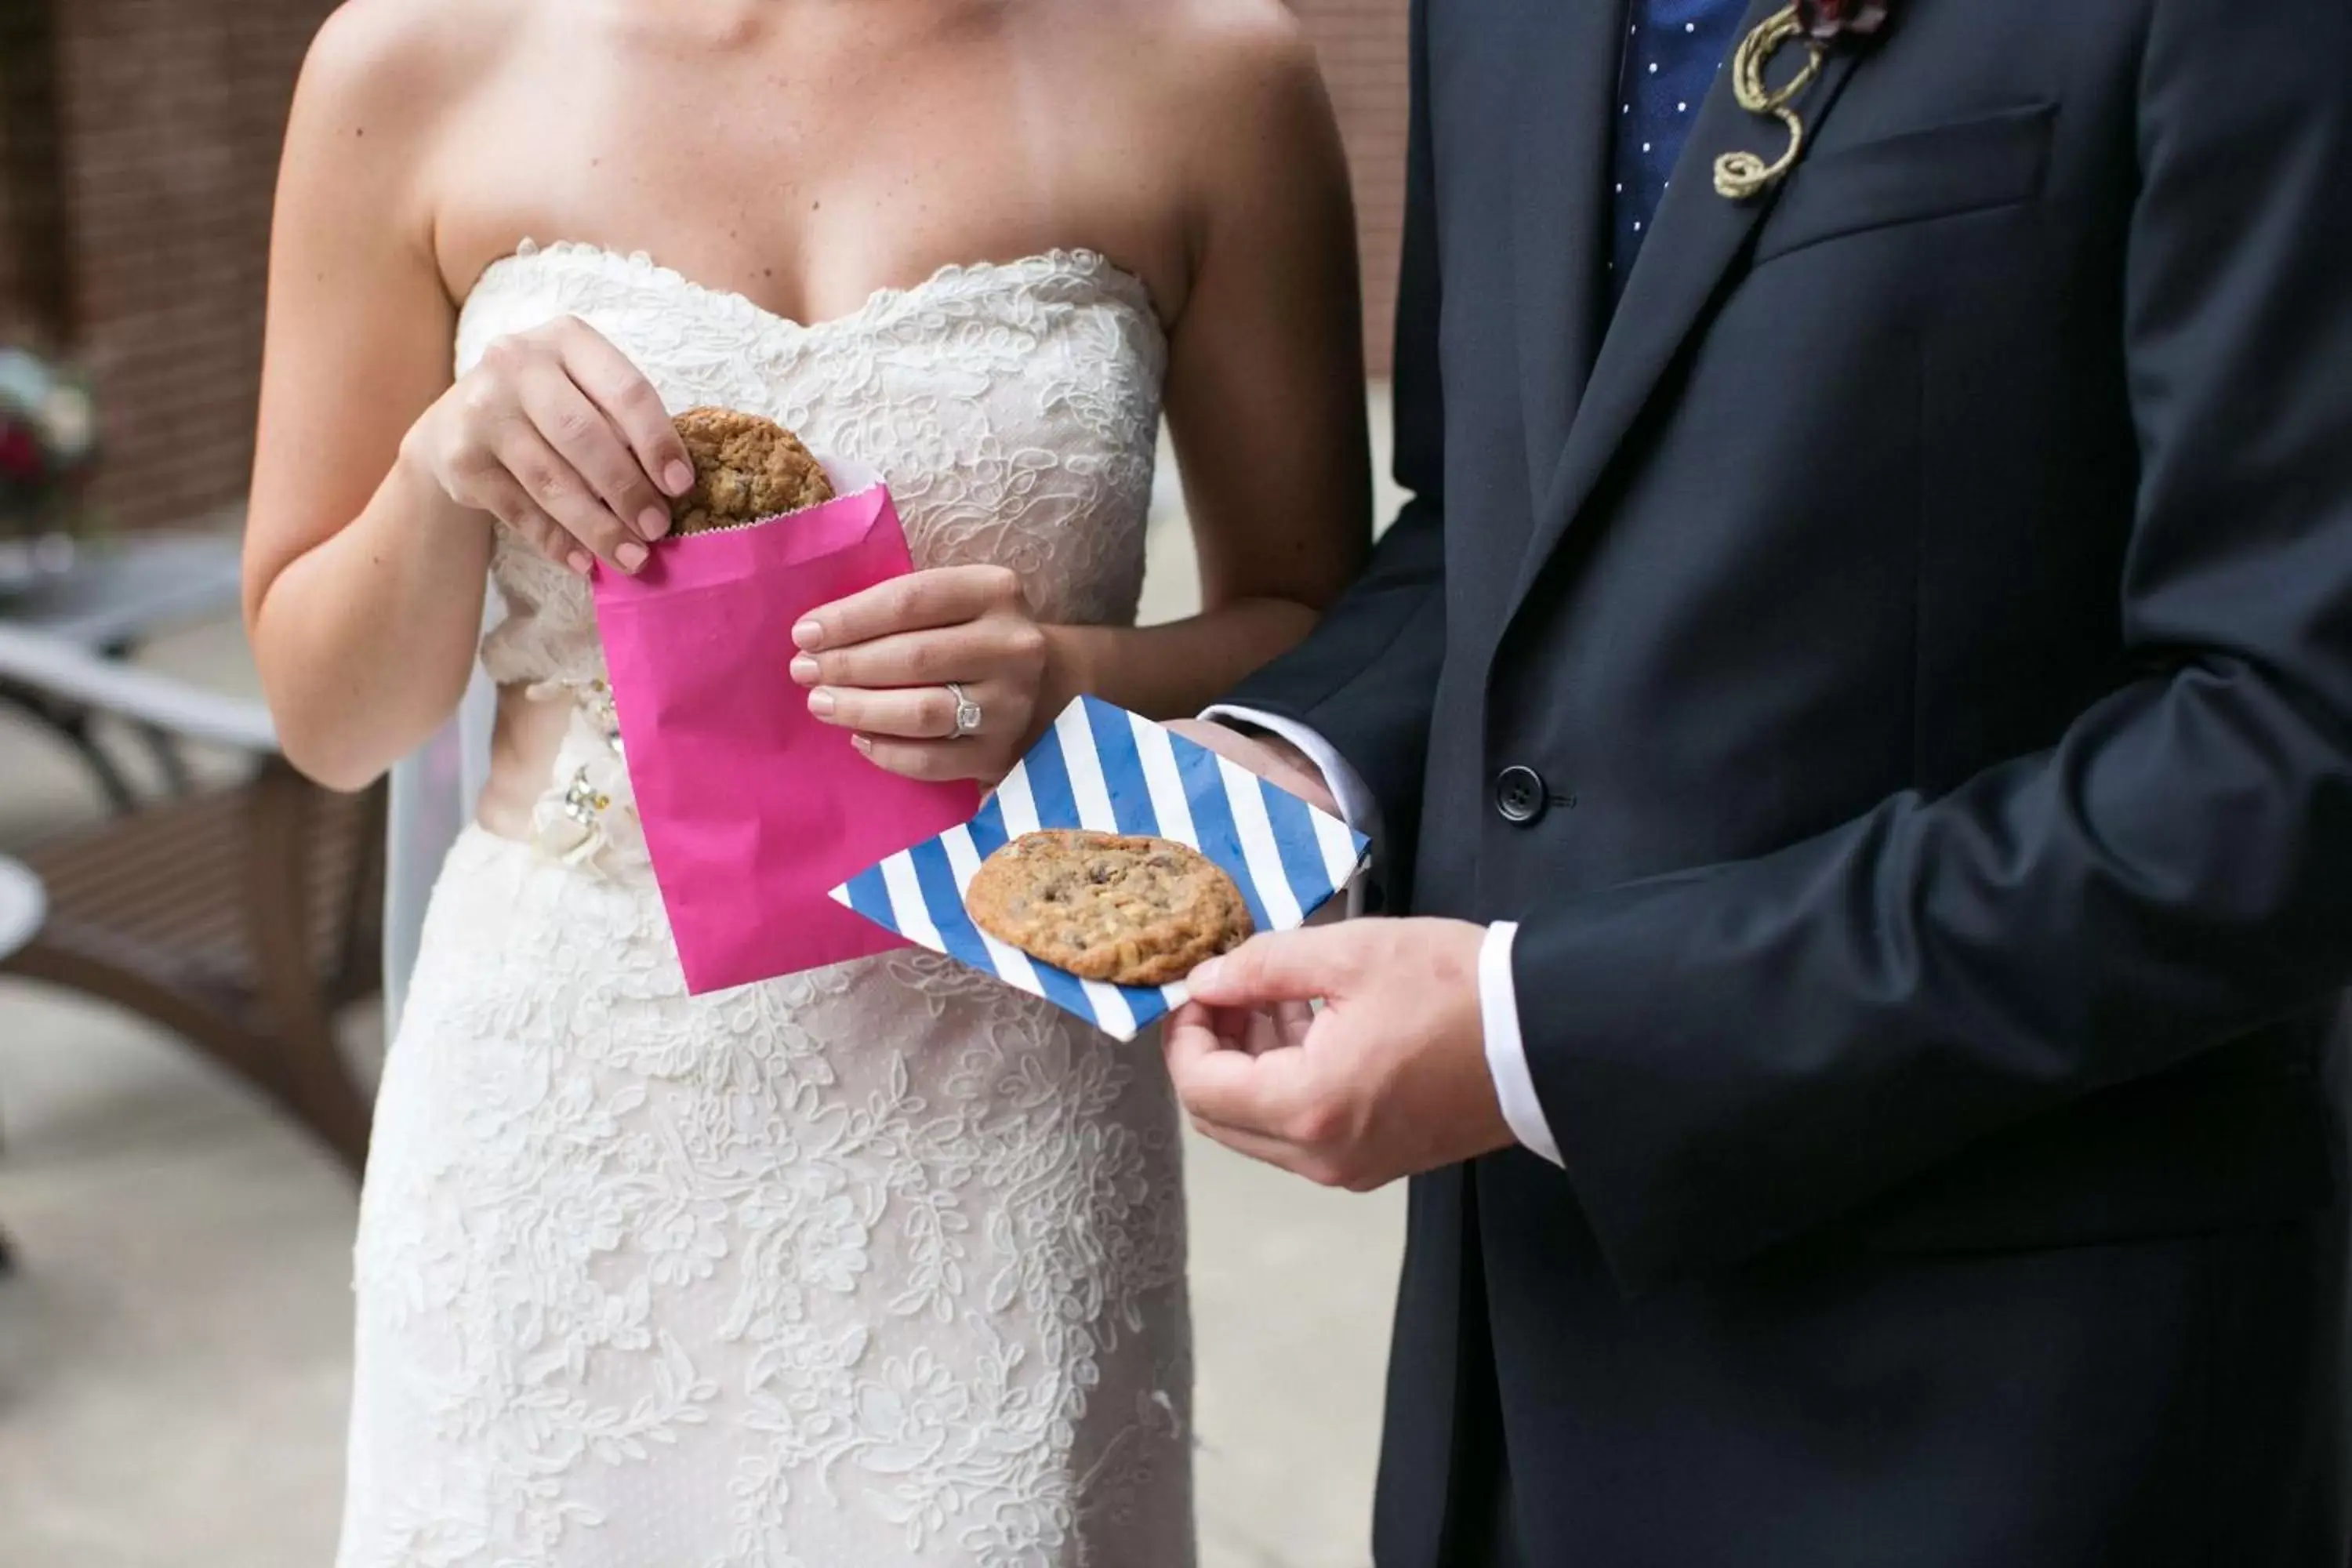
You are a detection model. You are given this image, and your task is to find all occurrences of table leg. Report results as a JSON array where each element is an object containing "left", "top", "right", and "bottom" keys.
[
  {"left": 97, "top": 638, "right": 198, "bottom": 798},
  {"left": 0, "top": 682, "right": 142, "bottom": 814},
  {"left": 137, "top": 723, "right": 197, "bottom": 796},
  {"left": 45, "top": 707, "right": 140, "bottom": 813}
]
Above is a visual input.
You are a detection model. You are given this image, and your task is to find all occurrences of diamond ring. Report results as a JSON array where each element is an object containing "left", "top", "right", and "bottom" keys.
[{"left": 946, "top": 682, "right": 984, "bottom": 739}]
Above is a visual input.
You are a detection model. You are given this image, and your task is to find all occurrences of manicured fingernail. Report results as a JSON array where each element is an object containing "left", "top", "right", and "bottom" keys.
[
  {"left": 807, "top": 688, "right": 835, "bottom": 717},
  {"left": 663, "top": 461, "right": 694, "bottom": 496},
  {"left": 851, "top": 734, "right": 873, "bottom": 756},
  {"left": 792, "top": 619, "right": 824, "bottom": 651},
  {"left": 615, "top": 542, "right": 648, "bottom": 573},
  {"left": 639, "top": 506, "right": 671, "bottom": 539},
  {"left": 568, "top": 550, "right": 593, "bottom": 576},
  {"left": 789, "top": 655, "right": 821, "bottom": 684}
]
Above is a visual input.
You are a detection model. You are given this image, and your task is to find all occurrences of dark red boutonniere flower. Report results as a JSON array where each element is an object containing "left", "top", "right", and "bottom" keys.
[{"left": 1795, "top": 0, "right": 1891, "bottom": 43}]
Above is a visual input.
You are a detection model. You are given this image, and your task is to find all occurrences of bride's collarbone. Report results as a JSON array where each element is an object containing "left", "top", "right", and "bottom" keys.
[
  {"left": 435, "top": 120, "right": 1189, "bottom": 328},
  {"left": 426, "top": 14, "right": 1206, "bottom": 321}
]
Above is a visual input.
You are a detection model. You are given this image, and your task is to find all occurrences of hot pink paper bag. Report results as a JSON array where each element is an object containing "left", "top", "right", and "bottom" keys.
[{"left": 593, "top": 464, "right": 980, "bottom": 994}]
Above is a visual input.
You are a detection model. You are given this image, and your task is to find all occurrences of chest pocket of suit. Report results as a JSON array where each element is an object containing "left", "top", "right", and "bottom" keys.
[{"left": 1751, "top": 102, "right": 2057, "bottom": 267}]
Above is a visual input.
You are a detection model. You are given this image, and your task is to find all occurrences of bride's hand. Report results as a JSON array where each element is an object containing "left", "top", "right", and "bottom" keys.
[
  {"left": 397, "top": 315, "right": 695, "bottom": 575},
  {"left": 793, "top": 565, "right": 1070, "bottom": 783}
]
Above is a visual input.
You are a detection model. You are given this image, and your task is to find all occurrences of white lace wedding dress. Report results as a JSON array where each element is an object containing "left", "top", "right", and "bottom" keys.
[{"left": 339, "top": 241, "right": 1193, "bottom": 1568}]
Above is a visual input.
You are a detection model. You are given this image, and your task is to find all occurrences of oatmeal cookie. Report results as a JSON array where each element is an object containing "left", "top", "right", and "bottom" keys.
[
  {"left": 965, "top": 830, "right": 1254, "bottom": 987},
  {"left": 669, "top": 407, "right": 835, "bottom": 532}
]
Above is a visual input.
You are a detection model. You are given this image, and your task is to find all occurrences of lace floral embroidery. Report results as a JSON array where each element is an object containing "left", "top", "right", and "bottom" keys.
[{"left": 344, "top": 245, "right": 1191, "bottom": 1568}]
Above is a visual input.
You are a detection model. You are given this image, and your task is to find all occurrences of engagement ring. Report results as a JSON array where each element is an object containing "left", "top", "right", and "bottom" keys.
[{"left": 946, "top": 682, "right": 984, "bottom": 738}]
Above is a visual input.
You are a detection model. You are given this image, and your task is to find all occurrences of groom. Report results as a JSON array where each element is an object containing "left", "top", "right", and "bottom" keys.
[{"left": 1173, "top": 0, "right": 2352, "bottom": 1561}]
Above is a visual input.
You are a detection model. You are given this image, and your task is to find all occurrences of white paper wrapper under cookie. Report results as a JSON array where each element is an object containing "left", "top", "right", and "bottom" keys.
[
  {"left": 829, "top": 695, "right": 1369, "bottom": 1040},
  {"left": 823, "top": 457, "right": 880, "bottom": 510}
]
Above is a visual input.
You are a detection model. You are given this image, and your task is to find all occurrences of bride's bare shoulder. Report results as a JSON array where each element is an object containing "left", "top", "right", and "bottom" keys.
[
  {"left": 1115, "top": 0, "right": 1350, "bottom": 202},
  {"left": 1047, "top": 0, "right": 1336, "bottom": 183},
  {"left": 276, "top": 0, "right": 539, "bottom": 274},
  {"left": 293, "top": 0, "right": 528, "bottom": 140},
  {"left": 1128, "top": 0, "right": 1325, "bottom": 99}
]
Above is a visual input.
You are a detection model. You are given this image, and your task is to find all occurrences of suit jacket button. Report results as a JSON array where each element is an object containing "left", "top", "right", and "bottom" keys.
[{"left": 1495, "top": 764, "right": 1547, "bottom": 825}]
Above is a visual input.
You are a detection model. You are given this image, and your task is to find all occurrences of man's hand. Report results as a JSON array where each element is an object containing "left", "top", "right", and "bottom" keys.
[
  {"left": 1164, "top": 918, "right": 1513, "bottom": 1190},
  {"left": 1163, "top": 718, "right": 1338, "bottom": 819}
]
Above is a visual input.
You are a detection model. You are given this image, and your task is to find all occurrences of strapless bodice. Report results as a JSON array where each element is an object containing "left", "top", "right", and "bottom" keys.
[
  {"left": 451, "top": 240, "right": 1167, "bottom": 864},
  {"left": 459, "top": 240, "right": 1167, "bottom": 687}
]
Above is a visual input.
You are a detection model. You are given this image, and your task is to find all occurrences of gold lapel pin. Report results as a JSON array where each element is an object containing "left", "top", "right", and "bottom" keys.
[{"left": 1714, "top": 3, "right": 1828, "bottom": 201}]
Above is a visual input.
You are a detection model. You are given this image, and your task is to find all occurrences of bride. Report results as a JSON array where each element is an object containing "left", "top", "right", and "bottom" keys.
[{"left": 240, "top": 0, "right": 1370, "bottom": 1561}]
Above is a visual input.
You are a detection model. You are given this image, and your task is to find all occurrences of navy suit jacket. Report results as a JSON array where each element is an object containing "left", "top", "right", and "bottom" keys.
[{"left": 1228, "top": 0, "right": 2352, "bottom": 1560}]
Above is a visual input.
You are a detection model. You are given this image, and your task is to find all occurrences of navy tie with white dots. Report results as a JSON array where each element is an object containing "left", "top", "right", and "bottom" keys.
[{"left": 1610, "top": 0, "right": 1750, "bottom": 299}]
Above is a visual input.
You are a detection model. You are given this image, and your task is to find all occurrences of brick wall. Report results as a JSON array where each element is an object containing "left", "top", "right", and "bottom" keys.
[
  {"left": 1290, "top": 0, "right": 1411, "bottom": 376},
  {"left": 0, "top": 0, "right": 69, "bottom": 347},
  {"left": 60, "top": 0, "right": 335, "bottom": 532},
  {"left": 0, "top": 0, "right": 1409, "bottom": 535},
  {"left": 2, "top": 0, "right": 333, "bottom": 533}
]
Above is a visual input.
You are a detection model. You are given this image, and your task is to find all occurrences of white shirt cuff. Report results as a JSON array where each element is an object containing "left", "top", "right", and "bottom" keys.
[
  {"left": 1200, "top": 706, "right": 1382, "bottom": 838},
  {"left": 1199, "top": 705, "right": 1384, "bottom": 916},
  {"left": 1480, "top": 922, "right": 1563, "bottom": 1167}
]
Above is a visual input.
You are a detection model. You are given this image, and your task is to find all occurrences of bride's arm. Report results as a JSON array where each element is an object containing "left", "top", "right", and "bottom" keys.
[
  {"left": 1062, "top": 15, "right": 1374, "bottom": 717},
  {"left": 244, "top": 5, "right": 689, "bottom": 792},
  {"left": 243, "top": 8, "right": 483, "bottom": 791}
]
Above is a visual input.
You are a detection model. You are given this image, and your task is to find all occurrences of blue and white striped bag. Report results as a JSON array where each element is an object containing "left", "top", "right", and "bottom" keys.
[{"left": 831, "top": 695, "right": 1368, "bottom": 1040}]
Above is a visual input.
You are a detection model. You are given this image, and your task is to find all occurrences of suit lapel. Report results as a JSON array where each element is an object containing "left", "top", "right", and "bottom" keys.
[
  {"left": 1512, "top": 0, "right": 1864, "bottom": 599},
  {"left": 1511, "top": 0, "right": 1628, "bottom": 515}
]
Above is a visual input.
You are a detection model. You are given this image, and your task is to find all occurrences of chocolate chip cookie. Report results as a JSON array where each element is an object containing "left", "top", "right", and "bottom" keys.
[
  {"left": 669, "top": 408, "right": 835, "bottom": 533},
  {"left": 966, "top": 830, "right": 1254, "bottom": 987}
]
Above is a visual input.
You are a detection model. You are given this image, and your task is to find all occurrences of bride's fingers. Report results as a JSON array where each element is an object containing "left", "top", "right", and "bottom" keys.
[
  {"left": 796, "top": 564, "right": 1022, "bottom": 653},
  {"left": 790, "top": 624, "right": 1000, "bottom": 690},
  {"left": 849, "top": 735, "right": 975, "bottom": 782},
  {"left": 807, "top": 683, "right": 965, "bottom": 739},
  {"left": 496, "top": 426, "right": 647, "bottom": 572},
  {"left": 550, "top": 317, "right": 696, "bottom": 502},
  {"left": 518, "top": 366, "right": 674, "bottom": 543}
]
